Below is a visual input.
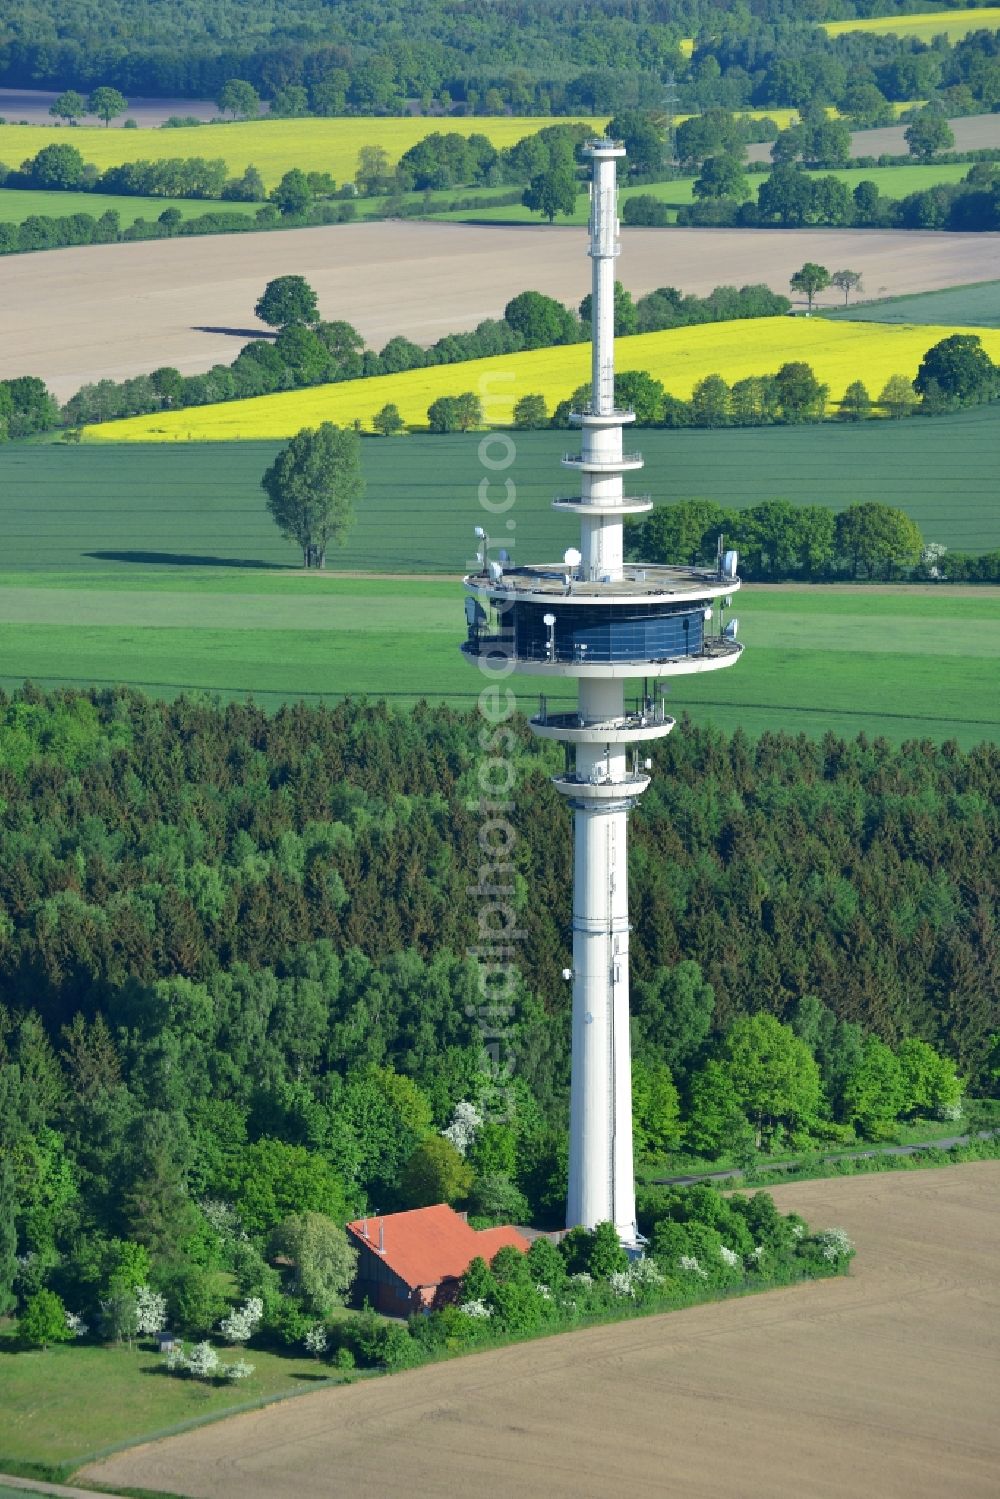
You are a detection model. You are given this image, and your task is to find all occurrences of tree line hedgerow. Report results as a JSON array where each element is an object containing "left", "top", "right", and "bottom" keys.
[{"left": 51, "top": 278, "right": 789, "bottom": 431}]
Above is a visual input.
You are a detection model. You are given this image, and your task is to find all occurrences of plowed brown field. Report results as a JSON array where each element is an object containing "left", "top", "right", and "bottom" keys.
[
  {"left": 79, "top": 1163, "right": 1000, "bottom": 1499},
  {"left": 4, "top": 221, "right": 1000, "bottom": 400}
]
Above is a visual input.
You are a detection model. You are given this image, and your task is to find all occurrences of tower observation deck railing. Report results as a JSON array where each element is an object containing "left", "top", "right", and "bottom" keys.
[{"left": 462, "top": 632, "right": 741, "bottom": 668}]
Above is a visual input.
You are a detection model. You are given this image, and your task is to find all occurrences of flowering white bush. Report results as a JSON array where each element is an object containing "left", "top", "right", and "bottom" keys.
[
  {"left": 219, "top": 1296, "right": 263, "bottom": 1345},
  {"left": 224, "top": 1359, "right": 255, "bottom": 1381},
  {"left": 459, "top": 1298, "right": 493, "bottom": 1319},
  {"left": 165, "top": 1341, "right": 187, "bottom": 1373},
  {"left": 629, "top": 1258, "right": 664, "bottom": 1290},
  {"left": 570, "top": 1271, "right": 593, "bottom": 1287},
  {"left": 608, "top": 1270, "right": 634, "bottom": 1298},
  {"left": 938, "top": 1100, "right": 963, "bottom": 1122},
  {"left": 442, "top": 1100, "right": 482, "bottom": 1156},
  {"left": 65, "top": 1311, "right": 88, "bottom": 1338},
  {"left": 678, "top": 1255, "right": 708, "bottom": 1279},
  {"left": 199, "top": 1198, "right": 246, "bottom": 1240},
  {"left": 816, "top": 1227, "right": 855, "bottom": 1263},
  {"left": 184, "top": 1341, "right": 220, "bottom": 1379},
  {"left": 790, "top": 1223, "right": 805, "bottom": 1240},
  {"left": 135, "top": 1285, "right": 168, "bottom": 1337},
  {"left": 536, "top": 1283, "right": 552, "bottom": 1301},
  {"left": 304, "top": 1323, "right": 329, "bottom": 1356},
  {"left": 719, "top": 1245, "right": 741, "bottom": 1269},
  {"left": 751, "top": 1245, "right": 766, "bottom": 1263},
  {"left": 921, "top": 542, "right": 947, "bottom": 579}
]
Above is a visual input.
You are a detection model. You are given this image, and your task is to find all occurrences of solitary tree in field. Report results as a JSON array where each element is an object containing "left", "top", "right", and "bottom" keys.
[
  {"left": 904, "top": 108, "right": 955, "bottom": 162},
  {"left": 255, "top": 275, "right": 319, "bottom": 330},
  {"left": 88, "top": 86, "right": 128, "bottom": 127},
  {"left": 217, "top": 79, "right": 261, "bottom": 121},
  {"left": 831, "top": 269, "right": 863, "bottom": 305},
  {"left": 522, "top": 164, "right": 578, "bottom": 223},
  {"left": 372, "top": 402, "right": 405, "bottom": 435},
  {"left": 49, "top": 90, "right": 87, "bottom": 125},
  {"left": 261, "top": 423, "right": 362, "bottom": 568},
  {"left": 789, "top": 262, "right": 831, "bottom": 312}
]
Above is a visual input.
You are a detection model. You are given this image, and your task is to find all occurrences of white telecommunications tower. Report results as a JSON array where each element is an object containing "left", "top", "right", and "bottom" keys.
[{"left": 462, "top": 140, "right": 744, "bottom": 1247}]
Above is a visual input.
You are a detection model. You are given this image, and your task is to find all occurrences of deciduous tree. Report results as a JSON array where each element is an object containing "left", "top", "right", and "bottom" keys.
[
  {"left": 254, "top": 275, "right": 319, "bottom": 330},
  {"left": 789, "top": 262, "right": 831, "bottom": 312},
  {"left": 49, "top": 90, "right": 87, "bottom": 125},
  {"left": 217, "top": 80, "right": 260, "bottom": 121},
  {"left": 88, "top": 87, "right": 128, "bottom": 127},
  {"left": 522, "top": 165, "right": 578, "bottom": 223},
  {"left": 831, "top": 269, "right": 863, "bottom": 305},
  {"left": 261, "top": 423, "right": 361, "bottom": 569},
  {"left": 905, "top": 108, "right": 955, "bottom": 162}
]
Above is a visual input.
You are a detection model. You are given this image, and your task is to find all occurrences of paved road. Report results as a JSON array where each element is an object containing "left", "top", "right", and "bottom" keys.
[{"left": 651, "top": 1129, "right": 995, "bottom": 1186}]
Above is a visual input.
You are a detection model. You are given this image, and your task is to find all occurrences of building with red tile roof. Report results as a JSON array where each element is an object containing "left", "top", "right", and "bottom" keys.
[{"left": 347, "top": 1203, "right": 529, "bottom": 1315}]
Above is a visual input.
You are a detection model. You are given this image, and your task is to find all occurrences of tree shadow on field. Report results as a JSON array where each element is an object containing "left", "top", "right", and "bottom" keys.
[
  {"left": 192, "top": 326, "right": 276, "bottom": 340},
  {"left": 86, "top": 550, "right": 288, "bottom": 570},
  {"left": 290, "top": 1371, "right": 329, "bottom": 1381}
]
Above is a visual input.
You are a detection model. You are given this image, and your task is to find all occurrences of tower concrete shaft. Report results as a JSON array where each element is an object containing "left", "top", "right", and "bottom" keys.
[
  {"left": 461, "top": 136, "right": 744, "bottom": 1252},
  {"left": 562, "top": 142, "right": 641, "bottom": 1244}
]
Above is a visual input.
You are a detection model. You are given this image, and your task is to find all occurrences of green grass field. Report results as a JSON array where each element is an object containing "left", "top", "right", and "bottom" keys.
[
  {"left": 59, "top": 410, "right": 1000, "bottom": 557},
  {"left": 829, "top": 280, "right": 1000, "bottom": 328},
  {"left": 0, "top": 569, "right": 992, "bottom": 746},
  {"left": 0, "top": 1328, "right": 357, "bottom": 1479},
  {"left": 0, "top": 428, "right": 997, "bottom": 744},
  {"left": 0, "top": 187, "right": 260, "bottom": 227}
]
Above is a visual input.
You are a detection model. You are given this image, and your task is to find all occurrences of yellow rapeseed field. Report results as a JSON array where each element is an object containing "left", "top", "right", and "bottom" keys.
[
  {"left": 823, "top": 8, "right": 1000, "bottom": 43},
  {"left": 0, "top": 107, "right": 863, "bottom": 189},
  {"left": 0, "top": 117, "right": 605, "bottom": 191},
  {"left": 81, "top": 318, "right": 1000, "bottom": 442}
]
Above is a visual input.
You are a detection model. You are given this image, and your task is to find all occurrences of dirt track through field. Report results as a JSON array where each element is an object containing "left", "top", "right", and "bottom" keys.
[
  {"left": 4, "top": 221, "right": 999, "bottom": 400},
  {"left": 80, "top": 1163, "right": 1000, "bottom": 1499}
]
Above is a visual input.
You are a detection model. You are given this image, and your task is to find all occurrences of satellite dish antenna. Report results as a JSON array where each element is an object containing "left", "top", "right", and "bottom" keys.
[
  {"left": 543, "top": 612, "right": 556, "bottom": 627},
  {"left": 724, "top": 617, "right": 739, "bottom": 638},
  {"left": 723, "top": 550, "right": 738, "bottom": 579},
  {"left": 487, "top": 559, "right": 503, "bottom": 584},
  {"left": 564, "top": 547, "right": 582, "bottom": 570}
]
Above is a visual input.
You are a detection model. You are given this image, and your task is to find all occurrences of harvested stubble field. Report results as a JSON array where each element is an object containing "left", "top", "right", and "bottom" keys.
[
  {"left": 78, "top": 1163, "right": 1000, "bottom": 1499},
  {"left": 4, "top": 222, "right": 998, "bottom": 402},
  {"left": 82, "top": 315, "right": 1000, "bottom": 439},
  {"left": 746, "top": 110, "right": 1000, "bottom": 163},
  {"left": 824, "top": 6, "right": 1000, "bottom": 42}
]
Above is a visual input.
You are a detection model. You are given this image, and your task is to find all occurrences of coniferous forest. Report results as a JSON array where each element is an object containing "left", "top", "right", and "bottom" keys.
[{"left": 1, "top": 687, "right": 996, "bottom": 1335}]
